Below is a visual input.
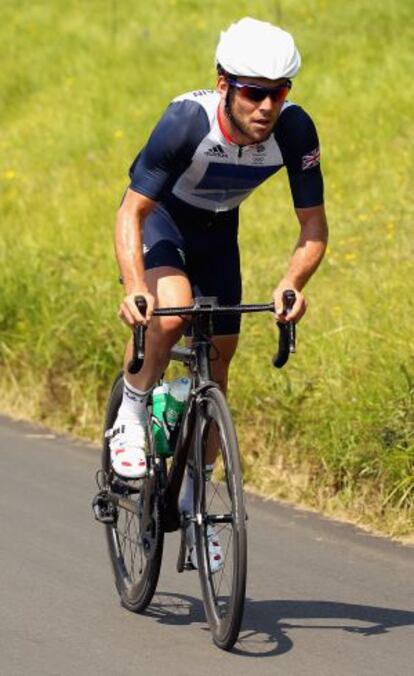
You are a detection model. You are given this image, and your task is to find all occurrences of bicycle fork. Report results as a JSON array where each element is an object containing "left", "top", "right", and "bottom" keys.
[{"left": 176, "top": 389, "right": 209, "bottom": 573}]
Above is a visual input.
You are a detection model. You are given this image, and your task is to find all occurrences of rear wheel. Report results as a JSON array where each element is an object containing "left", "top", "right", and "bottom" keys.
[
  {"left": 102, "top": 373, "right": 164, "bottom": 612},
  {"left": 193, "top": 387, "right": 247, "bottom": 650}
]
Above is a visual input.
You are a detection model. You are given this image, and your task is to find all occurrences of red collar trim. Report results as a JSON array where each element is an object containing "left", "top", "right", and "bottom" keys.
[{"left": 217, "top": 104, "right": 235, "bottom": 144}]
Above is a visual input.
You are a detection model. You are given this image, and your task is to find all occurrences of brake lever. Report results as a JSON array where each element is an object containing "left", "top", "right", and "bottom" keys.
[
  {"left": 284, "top": 289, "right": 296, "bottom": 355},
  {"left": 272, "top": 289, "right": 296, "bottom": 369},
  {"left": 127, "top": 296, "right": 147, "bottom": 374}
]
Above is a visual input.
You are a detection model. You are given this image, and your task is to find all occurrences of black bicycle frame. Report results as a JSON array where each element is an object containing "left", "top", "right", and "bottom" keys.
[
  {"left": 159, "top": 297, "right": 221, "bottom": 532},
  {"left": 97, "top": 293, "right": 296, "bottom": 533}
]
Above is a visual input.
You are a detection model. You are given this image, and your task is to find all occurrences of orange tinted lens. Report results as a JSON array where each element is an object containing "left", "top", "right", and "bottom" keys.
[
  {"left": 238, "top": 85, "right": 290, "bottom": 102},
  {"left": 271, "top": 86, "right": 289, "bottom": 102},
  {"left": 238, "top": 86, "right": 265, "bottom": 101}
]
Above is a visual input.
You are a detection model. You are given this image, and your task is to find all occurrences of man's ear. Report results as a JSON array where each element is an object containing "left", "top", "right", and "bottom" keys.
[{"left": 216, "top": 75, "right": 229, "bottom": 100}]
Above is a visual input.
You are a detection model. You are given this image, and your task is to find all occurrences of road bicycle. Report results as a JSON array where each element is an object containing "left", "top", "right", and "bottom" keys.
[{"left": 93, "top": 291, "right": 295, "bottom": 650}]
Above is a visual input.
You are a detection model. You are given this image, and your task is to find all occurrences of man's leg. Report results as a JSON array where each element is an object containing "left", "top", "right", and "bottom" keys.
[
  {"left": 179, "top": 333, "right": 238, "bottom": 499},
  {"left": 205, "top": 334, "right": 238, "bottom": 464},
  {"left": 124, "top": 266, "right": 193, "bottom": 390},
  {"left": 209, "top": 334, "right": 239, "bottom": 394},
  {"left": 110, "top": 266, "right": 192, "bottom": 478},
  {"left": 180, "top": 333, "right": 238, "bottom": 571}
]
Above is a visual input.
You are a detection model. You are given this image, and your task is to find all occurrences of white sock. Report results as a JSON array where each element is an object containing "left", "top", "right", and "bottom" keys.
[
  {"left": 179, "top": 463, "right": 194, "bottom": 515},
  {"left": 116, "top": 378, "right": 152, "bottom": 423},
  {"left": 179, "top": 462, "right": 214, "bottom": 515}
]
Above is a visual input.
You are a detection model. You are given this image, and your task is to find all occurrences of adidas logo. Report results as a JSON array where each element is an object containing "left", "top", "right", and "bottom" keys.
[{"left": 205, "top": 144, "right": 228, "bottom": 158}]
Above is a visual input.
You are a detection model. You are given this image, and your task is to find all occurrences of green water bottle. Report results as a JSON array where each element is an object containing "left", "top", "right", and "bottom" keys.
[{"left": 151, "top": 383, "right": 171, "bottom": 457}]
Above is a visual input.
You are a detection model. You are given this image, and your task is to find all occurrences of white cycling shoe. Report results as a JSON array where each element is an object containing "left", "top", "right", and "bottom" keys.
[
  {"left": 186, "top": 523, "right": 223, "bottom": 574},
  {"left": 107, "top": 419, "right": 147, "bottom": 479}
]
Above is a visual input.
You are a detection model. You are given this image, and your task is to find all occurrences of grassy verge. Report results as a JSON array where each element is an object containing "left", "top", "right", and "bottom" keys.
[{"left": 1, "top": 0, "right": 413, "bottom": 539}]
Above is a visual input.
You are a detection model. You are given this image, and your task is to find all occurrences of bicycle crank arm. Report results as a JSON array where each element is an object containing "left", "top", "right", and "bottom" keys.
[{"left": 106, "top": 492, "right": 140, "bottom": 516}]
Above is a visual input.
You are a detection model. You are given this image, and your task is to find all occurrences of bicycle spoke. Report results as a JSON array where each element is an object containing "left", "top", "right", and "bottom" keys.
[
  {"left": 212, "top": 533, "right": 232, "bottom": 598},
  {"left": 114, "top": 493, "right": 148, "bottom": 585},
  {"left": 129, "top": 519, "right": 138, "bottom": 581},
  {"left": 207, "top": 479, "right": 231, "bottom": 513}
]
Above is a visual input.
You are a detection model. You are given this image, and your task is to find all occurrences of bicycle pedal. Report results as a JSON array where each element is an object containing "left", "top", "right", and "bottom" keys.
[{"left": 92, "top": 492, "right": 117, "bottom": 524}]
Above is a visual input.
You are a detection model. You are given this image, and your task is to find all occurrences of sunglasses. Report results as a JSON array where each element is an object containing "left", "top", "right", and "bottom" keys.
[{"left": 227, "top": 78, "right": 292, "bottom": 103}]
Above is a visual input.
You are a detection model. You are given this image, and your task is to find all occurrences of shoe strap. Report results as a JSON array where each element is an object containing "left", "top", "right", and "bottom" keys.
[{"left": 104, "top": 425, "right": 125, "bottom": 439}]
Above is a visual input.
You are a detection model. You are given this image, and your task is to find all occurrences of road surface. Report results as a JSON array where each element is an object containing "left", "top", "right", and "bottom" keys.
[{"left": 0, "top": 415, "right": 413, "bottom": 675}]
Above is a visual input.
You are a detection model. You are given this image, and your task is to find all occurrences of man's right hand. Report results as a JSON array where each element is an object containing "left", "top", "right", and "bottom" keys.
[{"left": 118, "top": 291, "right": 155, "bottom": 328}]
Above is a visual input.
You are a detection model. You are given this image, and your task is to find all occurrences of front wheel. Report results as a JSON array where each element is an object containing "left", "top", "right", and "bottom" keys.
[
  {"left": 193, "top": 387, "right": 247, "bottom": 650},
  {"left": 102, "top": 373, "right": 164, "bottom": 613}
]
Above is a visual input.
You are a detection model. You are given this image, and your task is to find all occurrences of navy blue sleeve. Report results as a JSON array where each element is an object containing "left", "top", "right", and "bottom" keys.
[
  {"left": 128, "top": 100, "right": 210, "bottom": 201},
  {"left": 274, "top": 105, "right": 324, "bottom": 208}
]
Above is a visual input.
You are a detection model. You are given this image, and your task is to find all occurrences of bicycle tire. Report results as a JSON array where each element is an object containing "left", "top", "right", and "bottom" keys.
[
  {"left": 193, "top": 386, "right": 247, "bottom": 650},
  {"left": 102, "top": 372, "right": 164, "bottom": 613}
]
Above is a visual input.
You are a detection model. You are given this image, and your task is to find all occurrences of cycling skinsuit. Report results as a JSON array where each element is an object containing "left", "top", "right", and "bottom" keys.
[{"left": 128, "top": 89, "right": 324, "bottom": 335}]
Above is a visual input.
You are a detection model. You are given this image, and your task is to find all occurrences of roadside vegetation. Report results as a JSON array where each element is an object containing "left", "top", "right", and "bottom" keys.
[{"left": 1, "top": 0, "right": 412, "bottom": 538}]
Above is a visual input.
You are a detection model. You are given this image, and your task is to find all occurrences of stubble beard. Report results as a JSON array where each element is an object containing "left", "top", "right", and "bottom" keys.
[{"left": 225, "top": 89, "right": 272, "bottom": 144}]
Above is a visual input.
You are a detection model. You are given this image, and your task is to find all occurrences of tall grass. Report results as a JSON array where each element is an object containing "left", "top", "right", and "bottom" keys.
[{"left": 1, "top": 0, "right": 413, "bottom": 537}]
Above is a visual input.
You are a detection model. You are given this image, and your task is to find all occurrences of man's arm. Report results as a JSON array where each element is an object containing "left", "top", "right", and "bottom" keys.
[
  {"left": 114, "top": 98, "right": 210, "bottom": 328},
  {"left": 273, "top": 203, "right": 328, "bottom": 322},
  {"left": 115, "top": 188, "right": 156, "bottom": 327},
  {"left": 273, "top": 105, "right": 327, "bottom": 321}
]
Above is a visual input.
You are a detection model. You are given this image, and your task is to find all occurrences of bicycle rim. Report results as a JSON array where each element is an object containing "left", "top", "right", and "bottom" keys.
[
  {"left": 102, "top": 374, "right": 164, "bottom": 613},
  {"left": 194, "top": 387, "right": 247, "bottom": 650}
]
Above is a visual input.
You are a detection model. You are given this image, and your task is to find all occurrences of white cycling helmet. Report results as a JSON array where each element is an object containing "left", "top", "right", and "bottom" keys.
[{"left": 215, "top": 17, "right": 301, "bottom": 80}]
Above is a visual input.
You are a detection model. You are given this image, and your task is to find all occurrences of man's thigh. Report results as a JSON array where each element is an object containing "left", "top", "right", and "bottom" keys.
[
  {"left": 145, "top": 266, "right": 192, "bottom": 307},
  {"left": 143, "top": 201, "right": 241, "bottom": 337},
  {"left": 142, "top": 203, "right": 192, "bottom": 319}
]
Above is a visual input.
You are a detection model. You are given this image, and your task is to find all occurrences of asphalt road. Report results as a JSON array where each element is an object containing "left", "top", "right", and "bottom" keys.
[{"left": 0, "top": 415, "right": 413, "bottom": 676}]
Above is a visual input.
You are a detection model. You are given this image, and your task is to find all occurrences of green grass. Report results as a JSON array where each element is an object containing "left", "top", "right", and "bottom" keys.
[{"left": 1, "top": 0, "right": 413, "bottom": 538}]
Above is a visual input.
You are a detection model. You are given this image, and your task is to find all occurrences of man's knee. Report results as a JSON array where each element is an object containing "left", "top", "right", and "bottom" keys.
[{"left": 148, "top": 315, "right": 187, "bottom": 351}]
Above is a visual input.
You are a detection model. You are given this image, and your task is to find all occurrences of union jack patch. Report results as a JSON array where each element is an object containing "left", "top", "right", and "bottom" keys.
[{"left": 302, "top": 147, "right": 320, "bottom": 170}]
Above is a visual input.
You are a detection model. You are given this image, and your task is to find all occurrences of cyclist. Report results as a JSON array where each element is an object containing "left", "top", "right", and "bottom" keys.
[{"left": 108, "top": 17, "right": 328, "bottom": 566}]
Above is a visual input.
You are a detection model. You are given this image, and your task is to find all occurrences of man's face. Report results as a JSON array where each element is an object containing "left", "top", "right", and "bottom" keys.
[{"left": 218, "top": 75, "right": 290, "bottom": 144}]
